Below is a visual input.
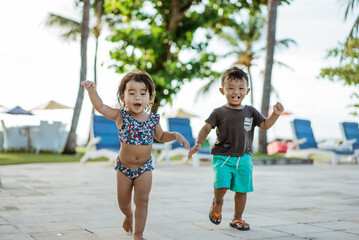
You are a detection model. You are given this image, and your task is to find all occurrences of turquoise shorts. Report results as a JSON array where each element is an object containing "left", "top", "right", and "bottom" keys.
[{"left": 212, "top": 154, "right": 253, "bottom": 193}]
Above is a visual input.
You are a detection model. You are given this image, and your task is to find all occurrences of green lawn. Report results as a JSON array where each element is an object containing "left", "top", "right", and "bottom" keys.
[
  {"left": 0, "top": 148, "right": 107, "bottom": 165},
  {"left": 0, "top": 149, "right": 286, "bottom": 166}
]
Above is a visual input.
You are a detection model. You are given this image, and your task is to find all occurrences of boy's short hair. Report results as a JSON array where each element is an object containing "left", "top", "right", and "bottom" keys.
[{"left": 221, "top": 67, "right": 249, "bottom": 86}]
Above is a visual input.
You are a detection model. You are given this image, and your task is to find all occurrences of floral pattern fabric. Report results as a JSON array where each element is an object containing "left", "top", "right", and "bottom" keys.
[
  {"left": 114, "top": 157, "right": 154, "bottom": 180},
  {"left": 118, "top": 109, "right": 160, "bottom": 145}
]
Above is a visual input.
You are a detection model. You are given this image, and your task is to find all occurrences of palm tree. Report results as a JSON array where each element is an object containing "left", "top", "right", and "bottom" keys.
[
  {"left": 45, "top": 0, "right": 104, "bottom": 92},
  {"left": 341, "top": 0, "right": 359, "bottom": 44},
  {"left": 45, "top": 0, "right": 105, "bottom": 151},
  {"left": 198, "top": 13, "right": 295, "bottom": 106},
  {"left": 218, "top": 13, "right": 264, "bottom": 105},
  {"left": 258, "top": 0, "right": 279, "bottom": 154},
  {"left": 63, "top": 0, "right": 90, "bottom": 154}
]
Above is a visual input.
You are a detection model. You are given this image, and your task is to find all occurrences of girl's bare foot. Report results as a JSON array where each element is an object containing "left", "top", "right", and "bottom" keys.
[
  {"left": 123, "top": 214, "right": 133, "bottom": 234},
  {"left": 134, "top": 233, "right": 145, "bottom": 240}
]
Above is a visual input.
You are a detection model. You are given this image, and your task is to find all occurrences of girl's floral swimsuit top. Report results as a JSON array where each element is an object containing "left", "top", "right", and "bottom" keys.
[{"left": 118, "top": 109, "right": 160, "bottom": 145}]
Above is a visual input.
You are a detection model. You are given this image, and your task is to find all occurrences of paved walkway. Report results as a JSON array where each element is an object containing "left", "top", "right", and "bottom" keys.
[{"left": 0, "top": 161, "right": 359, "bottom": 240}]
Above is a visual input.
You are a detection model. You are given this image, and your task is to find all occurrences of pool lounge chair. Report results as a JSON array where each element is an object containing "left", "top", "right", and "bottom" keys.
[
  {"left": 157, "top": 118, "right": 211, "bottom": 167},
  {"left": 340, "top": 122, "right": 359, "bottom": 163},
  {"left": 80, "top": 115, "right": 120, "bottom": 163},
  {"left": 285, "top": 119, "right": 355, "bottom": 165}
]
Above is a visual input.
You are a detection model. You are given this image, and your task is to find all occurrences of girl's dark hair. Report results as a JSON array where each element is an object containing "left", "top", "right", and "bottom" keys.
[
  {"left": 117, "top": 70, "right": 156, "bottom": 110},
  {"left": 221, "top": 66, "right": 249, "bottom": 86}
]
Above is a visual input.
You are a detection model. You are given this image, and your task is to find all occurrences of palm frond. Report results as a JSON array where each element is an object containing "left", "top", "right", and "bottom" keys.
[
  {"left": 275, "top": 38, "right": 297, "bottom": 50},
  {"left": 271, "top": 85, "right": 281, "bottom": 100},
  {"left": 344, "top": 0, "right": 358, "bottom": 20},
  {"left": 196, "top": 78, "right": 218, "bottom": 98},
  {"left": 45, "top": 13, "right": 81, "bottom": 41},
  {"left": 218, "top": 31, "right": 240, "bottom": 48},
  {"left": 346, "top": 15, "right": 359, "bottom": 44},
  {"left": 274, "top": 60, "right": 295, "bottom": 72},
  {"left": 220, "top": 51, "right": 238, "bottom": 58}
]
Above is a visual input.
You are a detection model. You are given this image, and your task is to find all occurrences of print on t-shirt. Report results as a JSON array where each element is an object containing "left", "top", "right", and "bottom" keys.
[{"left": 244, "top": 117, "right": 253, "bottom": 131}]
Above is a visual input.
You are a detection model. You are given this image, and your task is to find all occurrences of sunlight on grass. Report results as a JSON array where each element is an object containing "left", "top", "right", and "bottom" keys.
[
  {"left": 0, "top": 149, "right": 289, "bottom": 166},
  {"left": 0, "top": 148, "right": 107, "bottom": 165}
]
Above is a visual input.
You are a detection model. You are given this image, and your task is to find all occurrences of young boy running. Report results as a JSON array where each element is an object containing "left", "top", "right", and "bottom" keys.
[{"left": 188, "top": 66, "right": 284, "bottom": 230}]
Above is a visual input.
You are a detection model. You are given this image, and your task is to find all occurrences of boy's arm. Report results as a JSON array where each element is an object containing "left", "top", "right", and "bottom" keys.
[
  {"left": 154, "top": 123, "right": 190, "bottom": 149},
  {"left": 188, "top": 122, "right": 212, "bottom": 159},
  {"left": 81, "top": 81, "right": 122, "bottom": 122},
  {"left": 259, "top": 102, "right": 284, "bottom": 130}
]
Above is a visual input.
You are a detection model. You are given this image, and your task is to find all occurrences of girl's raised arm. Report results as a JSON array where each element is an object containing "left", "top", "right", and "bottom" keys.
[{"left": 81, "top": 81, "right": 122, "bottom": 122}]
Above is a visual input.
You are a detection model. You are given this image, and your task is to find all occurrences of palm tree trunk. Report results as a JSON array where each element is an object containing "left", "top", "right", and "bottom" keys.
[
  {"left": 63, "top": 0, "right": 90, "bottom": 154},
  {"left": 86, "top": 36, "right": 99, "bottom": 145},
  {"left": 258, "top": 0, "right": 279, "bottom": 154},
  {"left": 92, "top": 37, "right": 99, "bottom": 115},
  {"left": 88, "top": 0, "right": 104, "bottom": 143},
  {"left": 247, "top": 66, "right": 254, "bottom": 105}
]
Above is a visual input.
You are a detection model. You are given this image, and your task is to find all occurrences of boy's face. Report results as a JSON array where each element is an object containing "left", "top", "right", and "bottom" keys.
[{"left": 220, "top": 78, "right": 250, "bottom": 109}]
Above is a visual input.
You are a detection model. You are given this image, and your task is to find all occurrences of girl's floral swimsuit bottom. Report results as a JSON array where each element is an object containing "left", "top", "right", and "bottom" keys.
[{"left": 114, "top": 157, "right": 154, "bottom": 180}]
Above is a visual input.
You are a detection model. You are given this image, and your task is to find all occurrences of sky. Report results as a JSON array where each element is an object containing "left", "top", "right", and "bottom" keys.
[{"left": 0, "top": 0, "right": 358, "bottom": 146}]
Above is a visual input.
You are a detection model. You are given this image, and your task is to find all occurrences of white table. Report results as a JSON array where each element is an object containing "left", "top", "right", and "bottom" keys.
[{"left": 18, "top": 125, "right": 39, "bottom": 151}]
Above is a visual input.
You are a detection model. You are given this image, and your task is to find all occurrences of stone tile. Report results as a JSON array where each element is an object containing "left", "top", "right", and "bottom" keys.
[
  {"left": 75, "top": 217, "right": 122, "bottom": 229},
  {"left": 0, "top": 233, "right": 34, "bottom": 240},
  {"left": 344, "top": 228, "right": 359, "bottom": 235},
  {"left": 17, "top": 221, "right": 81, "bottom": 233},
  {"left": 1, "top": 163, "right": 359, "bottom": 240},
  {"left": 0, "top": 216, "right": 10, "bottom": 224},
  {"left": 30, "top": 229, "right": 104, "bottom": 240},
  {"left": 5, "top": 213, "right": 63, "bottom": 224},
  {"left": 164, "top": 228, "right": 237, "bottom": 240},
  {"left": 224, "top": 226, "right": 292, "bottom": 240},
  {"left": 194, "top": 221, "right": 291, "bottom": 239},
  {"left": 299, "top": 230, "right": 359, "bottom": 240},
  {"left": 148, "top": 221, "right": 203, "bottom": 234},
  {"left": 243, "top": 213, "right": 296, "bottom": 227},
  {"left": 145, "top": 214, "right": 181, "bottom": 226},
  {"left": 145, "top": 229, "right": 176, "bottom": 240},
  {"left": 0, "top": 224, "right": 23, "bottom": 234},
  {"left": 312, "top": 220, "right": 359, "bottom": 230},
  {"left": 266, "top": 223, "right": 328, "bottom": 235},
  {"left": 90, "top": 227, "right": 133, "bottom": 240},
  {"left": 275, "top": 237, "right": 305, "bottom": 240}
]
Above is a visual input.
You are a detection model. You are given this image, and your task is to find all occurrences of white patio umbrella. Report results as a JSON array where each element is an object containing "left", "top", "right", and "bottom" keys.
[
  {"left": 31, "top": 100, "right": 72, "bottom": 111},
  {"left": 30, "top": 100, "right": 72, "bottom": 127},
  {"left": 163, "top": 108, "right": 198, "bottom": 118}
]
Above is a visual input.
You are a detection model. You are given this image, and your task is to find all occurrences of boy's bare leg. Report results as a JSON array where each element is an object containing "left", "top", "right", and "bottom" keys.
[
  {"left": 117, "top": 171, "right": 134, "bottom": 234},
  {"left": 133, "top": 171, "right": 152, "bottom": 240},
  {"left": 210, "top": 188, "right": 228, "bottom": 222},
  {"left": 233, "top": 192, "right": 249, "bottom": 227}
]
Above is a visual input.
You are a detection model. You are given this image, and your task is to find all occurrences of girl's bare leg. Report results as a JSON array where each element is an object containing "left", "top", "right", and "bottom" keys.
[
  {"left": 117, "top": 171, "right": 134, "bottom": 234},
  {"left": 133, "top": 171, "right": 152, "bottom": 240}
]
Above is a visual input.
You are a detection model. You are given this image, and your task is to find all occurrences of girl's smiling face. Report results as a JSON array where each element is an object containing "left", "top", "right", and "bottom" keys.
[{"left": 121, "top": 80, "right": 152, "bottom": 115}]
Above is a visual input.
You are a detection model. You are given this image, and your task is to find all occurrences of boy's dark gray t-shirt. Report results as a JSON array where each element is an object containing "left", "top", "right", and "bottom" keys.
[{"left": 205, "top": 105, "right": 266, "bottom": 157}]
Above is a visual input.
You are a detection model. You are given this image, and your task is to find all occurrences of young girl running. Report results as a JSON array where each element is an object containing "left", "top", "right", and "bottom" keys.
[{"left": 82, "top": 71, "right": 190, "bottom": 240}]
